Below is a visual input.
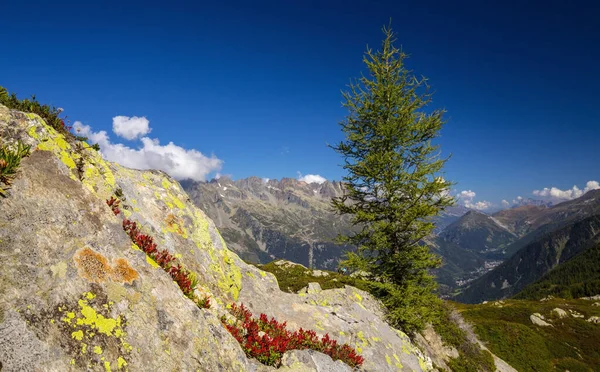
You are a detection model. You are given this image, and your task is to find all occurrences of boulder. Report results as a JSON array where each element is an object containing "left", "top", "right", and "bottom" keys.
[
  {"left": 551, "top": 308, "right": 568, "bottom": 319},
  {"left": 586, "top": 316, "right": 600, "bottom": 324},
  {"left": 530, "top": 313, "right": 552, "bottom": 327}
]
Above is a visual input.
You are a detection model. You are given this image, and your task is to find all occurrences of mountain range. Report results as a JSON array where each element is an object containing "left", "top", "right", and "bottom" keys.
[
  {"left": 181, "top": 176, "right": 353, "bottom": 270},
  {"left": 183, "top": 177, "right": 600, "bottom": 304}
]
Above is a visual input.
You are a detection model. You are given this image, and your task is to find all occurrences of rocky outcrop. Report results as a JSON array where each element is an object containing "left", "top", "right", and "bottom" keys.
[{"left": 0, "top": 104, "right": 432, "bottom": 371}]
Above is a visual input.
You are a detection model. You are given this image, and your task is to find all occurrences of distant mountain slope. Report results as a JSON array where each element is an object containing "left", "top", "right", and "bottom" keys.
[
  {"left": 182, "top": 176, "right": 472, "bottom": 272},
  {"left": 432, "top": 205, "right": 471, "bottom": 234},
  {"left": 515, "top": 242, "right": 600, "bottom": 300},
  {"left": 499, "top": 189, "right": 600, "bottom": 258},
  {"left": 437, "top": 210, "right": 517, "bottom": 258},
  {"left": 181, "top": 177, "right": 354, "bottom": 269},
  {"left": 491, "top": 205, "right": 547, "bottom": 236},
  {"left": 455, "top": 214, "right": 600, "bottom": 304}
]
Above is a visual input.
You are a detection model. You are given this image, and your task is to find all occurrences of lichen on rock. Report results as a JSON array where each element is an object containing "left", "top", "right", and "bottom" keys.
[{"left": 0, "top": 103, "right": 434, "bottom": 371}]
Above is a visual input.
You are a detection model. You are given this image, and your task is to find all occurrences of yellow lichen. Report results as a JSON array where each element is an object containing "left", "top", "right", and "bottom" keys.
[
  {"left": 117, "top": 356, "right": 127, "bottom": 368},
  {"left": 146, "top": 256, "right": 160, "bottom": 269},
  {"left": 72, "top": 330, "right": 84, "bottom": 341},
  {"left": 76, "top": 299, "right": 119, "bottom": 336},
  {"left": 94, "top": 345, "right": 103, "bottom": 354}
]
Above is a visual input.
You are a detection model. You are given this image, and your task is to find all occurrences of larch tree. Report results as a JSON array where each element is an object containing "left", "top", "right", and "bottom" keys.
[{"left": 331, "top": 25, "right": 454, "bottom": 332}]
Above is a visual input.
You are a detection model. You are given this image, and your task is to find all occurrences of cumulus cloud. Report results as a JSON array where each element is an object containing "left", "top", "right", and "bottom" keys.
[
  {"left": 532, "top": 180, "right": 600, "bottom": 201},
  {"left": 297, "top": 172, "right": 327, "bottom": 184},
  {"left": 456, "top": 189, "right": 494, "bottom": 210},
  {"left": 501, "top": 200, "right": 510, "bottom": 207},
  {"left": 458, "top": 190, "right": 476, "bottom": 200},
  {"left": 74, "top": 118, "right": 222, "bottom": 181},
  {"left": 112, "top": 116, "right": 151, "bottom": 140}
]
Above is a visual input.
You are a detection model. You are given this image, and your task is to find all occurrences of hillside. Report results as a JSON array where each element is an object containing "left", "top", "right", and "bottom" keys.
[
  {"left": 515, "top": 242, "right": 600, "bottom": 300},
  {"left": 456, "top": 298, "right": 600, "bottom": 371},
  {"left": 0, "top": 103, "right": 436, "bottom": 371},
  {"left": 455, "top": 214, "right": 600, "bottom": 304}
]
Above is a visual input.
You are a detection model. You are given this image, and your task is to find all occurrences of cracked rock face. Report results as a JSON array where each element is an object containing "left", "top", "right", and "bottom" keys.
[{"left": 0, "top": 104, "right": 431, "bottom": 371}]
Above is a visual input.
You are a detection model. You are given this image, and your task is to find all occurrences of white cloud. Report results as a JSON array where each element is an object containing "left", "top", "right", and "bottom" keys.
[
  {"left": 456, "top": 189, "right": 493, "bottom": 210},
  {"left": 297, "top": 172, "right": 327, "bottom": 184},
  {"left": 458, "top": 190, "right": 476, "bottom": 201},
  {"left": 112, "top": 116, "right": 151, "bottom": 140},
  {"left": 74, "top": 119, "right": 222, "bottom": 181},
  {"left": 532, "top": 180, "right": 599, "bottom": 201},
  {"left": 468, "top": 200, "right": 494, "bottom": 211},
  {"left": 501, "top": 200, "right": 510, "bottom": 207}
]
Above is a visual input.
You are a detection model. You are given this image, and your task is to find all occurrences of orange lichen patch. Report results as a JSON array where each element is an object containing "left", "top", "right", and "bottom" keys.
[
  {"left": 110, "top": 258, "right": 139, "bottom": 284},
  {"left": 74, "top": 248, "right": 139, "bottom": 284},
  {"left": 74, "top": 248, "right": 112, "bottom": 283}
]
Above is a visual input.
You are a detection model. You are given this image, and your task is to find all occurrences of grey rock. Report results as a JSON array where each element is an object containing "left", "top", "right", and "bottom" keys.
[
  {"left": 530, "top": 313, "right": 552, "bottom": 327},
  {"left": 551, "top": 308, "right": 568, "bottom": 318}
]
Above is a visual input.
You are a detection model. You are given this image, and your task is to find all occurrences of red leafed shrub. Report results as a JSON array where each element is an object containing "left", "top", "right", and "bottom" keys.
[
  {"left": 107, "top": 196, "right": 211, "bottom": 308},
  {"left": 106, "top": 196, "right": 121, "bottom": 215},
  {"left": 222, "top": 303, "right": 364, "bottom": 368}
]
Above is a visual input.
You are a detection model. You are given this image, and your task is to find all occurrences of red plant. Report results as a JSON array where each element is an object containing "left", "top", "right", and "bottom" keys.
[
  {"left": 107, "top": 195, "right": 210, "bottom": 309},
  {"left": 222, "top": 303, "right": 364, "bottom": 367},
  {"left": 106, "top": 196, "right": 121, "bottom": 215}
]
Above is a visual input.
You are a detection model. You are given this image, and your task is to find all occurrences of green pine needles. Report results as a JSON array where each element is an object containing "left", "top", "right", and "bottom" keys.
[{"left": 332, "top": 25, "right": 454, "bottom": 333}]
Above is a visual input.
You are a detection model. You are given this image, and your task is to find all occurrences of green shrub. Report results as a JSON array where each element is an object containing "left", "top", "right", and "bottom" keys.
[
  {"left": 0, "top": 141, "right": 31, "bottom": 197},
  {"left": 0, "top": 85, "right": 72, "bottom": 137}
]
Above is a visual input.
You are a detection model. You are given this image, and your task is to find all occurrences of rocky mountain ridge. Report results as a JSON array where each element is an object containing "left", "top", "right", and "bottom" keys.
[{"left": 181, "top": 176, "right": 353, "bottom": 270}]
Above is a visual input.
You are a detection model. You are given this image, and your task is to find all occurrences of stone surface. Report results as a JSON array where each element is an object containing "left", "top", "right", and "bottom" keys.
[
  {"left": 530, "top": 313, "right": 552, "bottom": 327},
  {"left": 280, "top": 350, "right": 353, "bottom": 372},
  {"left": 551, "top": 308, "right": 568, "bottom": 318},
  {"left": 0, "top": 104, "right": 433, "bottom": 371},
  {"left": 586, "top": 316, "right": 600, "bottom": 324},
  {"left": 580, "top": 295, "right": 600, "bottom": 300},
  {"left": 413, "top": 325, "right": 458, "bottom": 371}
]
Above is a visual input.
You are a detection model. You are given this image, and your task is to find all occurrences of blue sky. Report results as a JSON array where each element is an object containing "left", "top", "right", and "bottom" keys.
[{"left": 1, "top": 0, "right": 599, "bottom": 210}]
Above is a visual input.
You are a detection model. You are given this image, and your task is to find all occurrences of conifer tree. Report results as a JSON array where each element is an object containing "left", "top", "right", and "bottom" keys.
[{"left": 332, "top": 25, "right": 454, "bottom": 332}]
